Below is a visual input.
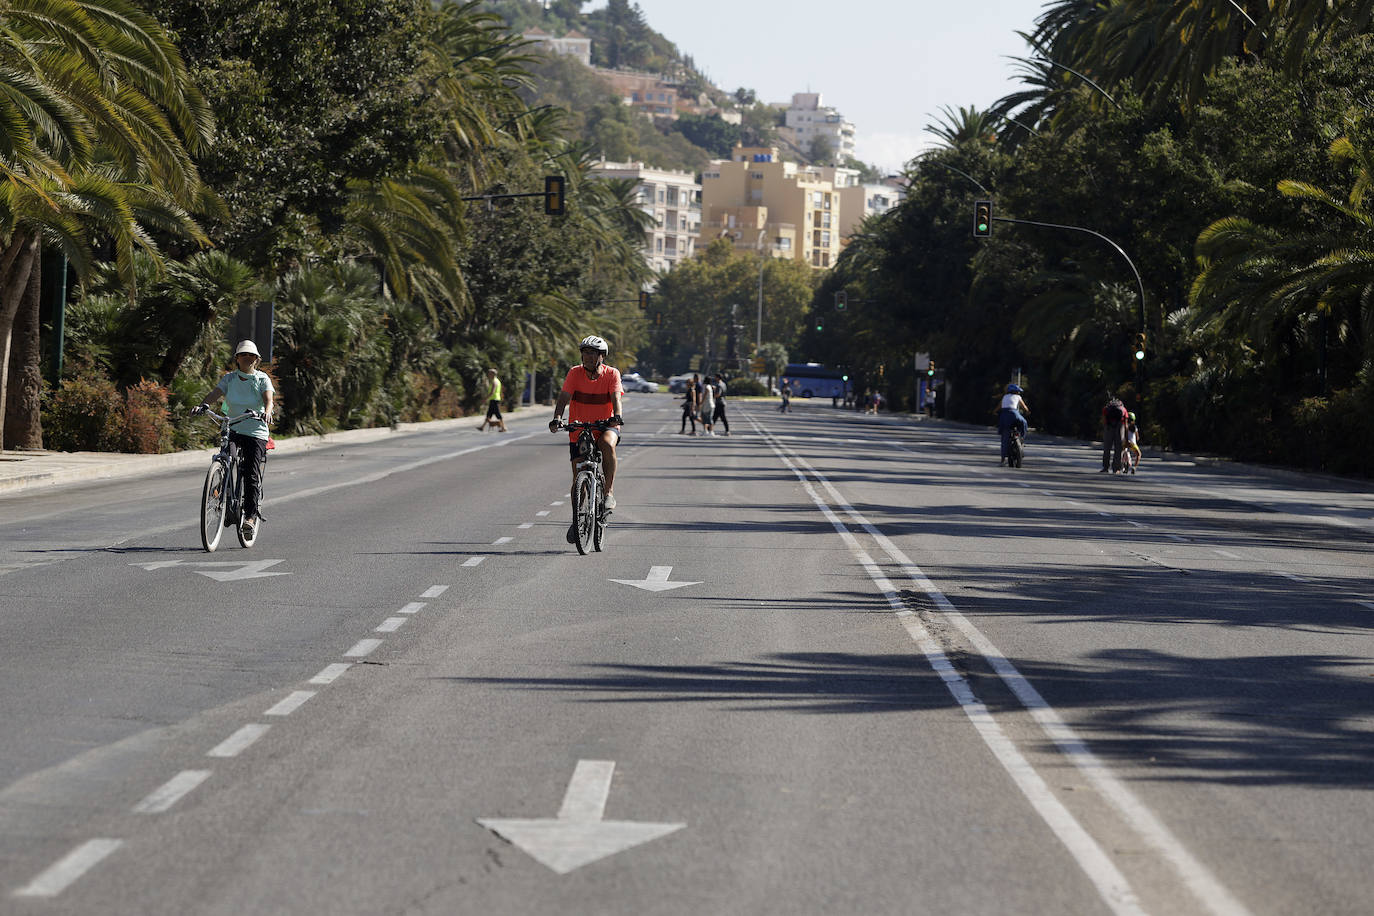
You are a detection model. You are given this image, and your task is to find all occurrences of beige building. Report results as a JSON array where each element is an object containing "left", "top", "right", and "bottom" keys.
[
  {"left": 699, "top": 146, "right": 846, "bottom": 269},
  {"left": 836, "top": 181, "right": 905, "bottom": 240},
  {"left": 781, "top": 93, "right": 856, "bottom": 163},
  {"left": 590, "top": 160, "right": 701, "bottom": 273}
]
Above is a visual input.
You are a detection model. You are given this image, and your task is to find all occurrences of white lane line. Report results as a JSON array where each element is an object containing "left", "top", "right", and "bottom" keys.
[
  {"left": 1214, "top": 549, "right": 1242, "bottom": 560},
  {"left": 1275, "top": 571, "right": 1306, "bottom": 582},
  {"left": 133, "top": 770, "right": 212, "bottom": 814},
  {"left": 398, "top": 602, "right": 426, "bottom": 614},
  {"left": 1126, "top": 520, "right": 1144, "bottom": 528},
  {"left": 1356, "top": 600, "right": 1374, "bottom": 611},
  {"left": 376, "top": 617, "right": 407, "bottom": 633},
  {"left": 1166, "top": 534, "right": 1186, "bottom": 542},
  {"left": 344, "top": 639, "right": 383, "bottom": 658},
  {"left": 420, "top": 585, "right": 449, "bottom": 598},
  {"left": 536, "top": 510, "right": 551, "bottom": 517},
  {"left": 207, "top": 724, "right": 271, "bottom": 758},
  {"left": 551, "top": 500, "right": 565, "bottom": 506},
  {"left": 265, "top": 690, "right": 316, "bottom": 716},
  {"left": 518, "top": 523, "right": 533, "bottom": 529},
  {"left": 1097, "top": 511, "right": 1112, "bottom": 517},
  {"left": 752, "top": 417, "right": 1252, "bottom": 916},
  {"left": 12, "top": 839, "right": 123, "bottom": 898},
  {"left": 463, "top": 556, "right": 485, "bottom": 567},
  {"left": 493, "top": 536, "right": 513, "bottom": 545},
  {"left": 310, "top": 662, "right": 352, "bottom": 684}
]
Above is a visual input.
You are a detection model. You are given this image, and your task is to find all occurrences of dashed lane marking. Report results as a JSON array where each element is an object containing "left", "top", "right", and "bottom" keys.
[
  {"left": 265, "top": 691, "right": 316, "bottom": 716},
  {"left": 132, "top": 770, "right": 212, "bottom": 814},
  {"left": 207, "top": 724, "right": 271, "bottom": 758},
  {"left": 12, "top": 839, "right": 123, "bottom": 898},
  {"left": 310, "top": 663, "right": 352, "bottom": 684},
  {"left": 375, "top": 617, "right": 407, "bottom": 633},
  {"left": 344, "top": 639, "right": 382, "bottom": 658}
]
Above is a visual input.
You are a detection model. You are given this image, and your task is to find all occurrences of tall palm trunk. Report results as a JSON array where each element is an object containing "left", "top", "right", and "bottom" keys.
[{"left": 0, "top": 233, "right": 41, "bottom": 451}]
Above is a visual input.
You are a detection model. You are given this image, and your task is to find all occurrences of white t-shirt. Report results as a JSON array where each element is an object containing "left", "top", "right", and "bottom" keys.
[
  {"left": 700, "top": 384, "right": 715, "bottom": 413},
  {"left": 1000, "top": 393, "right": 1025, "bottom": 412}
]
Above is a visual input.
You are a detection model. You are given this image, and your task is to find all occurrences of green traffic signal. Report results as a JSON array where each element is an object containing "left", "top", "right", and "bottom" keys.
[{"left": 974, "top": 200, "right": 992, "bottom": 238}]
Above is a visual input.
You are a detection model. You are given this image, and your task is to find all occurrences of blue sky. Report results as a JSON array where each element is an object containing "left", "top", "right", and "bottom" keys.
[{"left": 587, "top": 0, "right": 1051, "bottom": 173}]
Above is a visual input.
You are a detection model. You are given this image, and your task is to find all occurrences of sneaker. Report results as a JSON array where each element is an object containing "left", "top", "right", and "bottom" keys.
[
  {"left": 604, "top": 492, "right": 617, "bottom": 510},
  {"left": 241, "top": 521, "right": 255, "bottom": 540},
  {"left": 566, "top": 523, "right": 577, "bottom": 544}
]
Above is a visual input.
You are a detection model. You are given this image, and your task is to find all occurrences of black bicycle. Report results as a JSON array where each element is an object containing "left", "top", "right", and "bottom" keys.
[
  {"left": 557, "top": 419, "right": 616, "bottom": 555},
  {"left": 193, "top": 407, "right": 267, "bottom": 552}
]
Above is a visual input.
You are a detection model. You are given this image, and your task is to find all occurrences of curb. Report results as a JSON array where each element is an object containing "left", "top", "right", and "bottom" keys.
[{"left": 0, "top": 408, "right": 544, "bottom": 498}]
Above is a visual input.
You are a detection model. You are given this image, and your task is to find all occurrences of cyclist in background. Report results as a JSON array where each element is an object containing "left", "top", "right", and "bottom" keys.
[
  {"left": 196, "top": 340, "right": 275, "bottom": 539},
  {"left": 549, "top": 336, "right": 624, "bottom": 541}
]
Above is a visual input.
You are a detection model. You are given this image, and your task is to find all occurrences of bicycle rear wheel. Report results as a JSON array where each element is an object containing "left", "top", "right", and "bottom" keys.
[
  {"left": 573, "top": 470, "right": 597, "bottom": 555},
  {"left": 200, "top": 461, "right": 228, "bottom": 552}
]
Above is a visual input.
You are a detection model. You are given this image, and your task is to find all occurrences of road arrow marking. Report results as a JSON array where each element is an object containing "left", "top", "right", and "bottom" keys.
[
  {"left": 131, "top": 559, "right": 289, "bottom": 581},
  {"left": 477, "top": 760, "right": 684, "bottom": 874},
  {"left": 609, "top": 565, "right": 701, "bottom": 592}
]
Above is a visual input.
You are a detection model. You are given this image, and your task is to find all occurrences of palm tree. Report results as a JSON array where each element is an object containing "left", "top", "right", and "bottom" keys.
[
  {"left": 0, "top": 0, "right": 212, "bottom": 448},
  {"left": 924, "top": 105, "right": 1000, "bottom": 149},
  {"left": 1191, "top": 126, "right": 1374, "bottom": 388}
]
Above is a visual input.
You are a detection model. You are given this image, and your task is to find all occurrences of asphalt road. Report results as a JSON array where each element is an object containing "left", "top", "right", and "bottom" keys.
[{"left": 2, "top": 395, "right": 1372, "bottom": 915}]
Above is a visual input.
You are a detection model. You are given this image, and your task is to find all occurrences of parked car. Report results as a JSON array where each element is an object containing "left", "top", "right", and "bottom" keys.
[
  {"left": 622, "top": 372, "right": 660, "bottom": 393},
  {"left": 667, "top": 374, "right": 694, "bottom": 394}
]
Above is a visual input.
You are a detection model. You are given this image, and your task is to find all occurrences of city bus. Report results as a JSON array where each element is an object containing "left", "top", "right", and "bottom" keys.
[{"left": 781, "top": 363, "right": 849, "bottom": 400}]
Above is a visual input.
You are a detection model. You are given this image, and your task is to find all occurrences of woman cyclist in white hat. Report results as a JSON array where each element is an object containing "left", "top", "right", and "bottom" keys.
[{"left": 196, "top": 340, "right": 275, "bottom": 539}]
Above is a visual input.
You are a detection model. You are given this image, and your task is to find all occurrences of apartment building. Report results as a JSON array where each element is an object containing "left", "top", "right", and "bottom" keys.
[
  {"left": 699, "top": 146, "right": 845, "bottom": 269},
  {"left": 590, "top": 160, "right": 701, "bottom": 273},
  {"left": 521, "top": 28, "right": 592, "bottom": 67},
  {"left": 836, "top": 181, "right": 905, "bottom": 239},
  {"left": 782, "top": 93, "right": 856, "bottom": 162}
]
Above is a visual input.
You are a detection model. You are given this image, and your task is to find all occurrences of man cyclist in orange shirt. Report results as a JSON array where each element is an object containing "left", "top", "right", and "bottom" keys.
[{"left": 549, "top": 335, "right": 625, "bottom": 542}]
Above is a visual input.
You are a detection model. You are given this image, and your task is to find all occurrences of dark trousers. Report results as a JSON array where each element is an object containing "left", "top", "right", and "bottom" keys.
[
  {"left": 680, "top": 403, "right": 697, "bottom": 432},
  {"left": 230, "top": 432, "right": 267, "bottom": 518},
  {"left": 712, "top": 403, "right": 728, "bottom": 432},
  {"left": 1102, "top": 423, "right": 1126, "bottom": 471}
]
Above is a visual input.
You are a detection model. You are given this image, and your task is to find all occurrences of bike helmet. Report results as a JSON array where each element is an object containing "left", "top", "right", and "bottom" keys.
[
  {"left": 579, "top": 335, "right": 608, "bottom": 354},
  {"left": 1006, "top": 384, "right": 1023, "bottom": 394},
  {"left": 234, "top": 339, "right": 260, "bottom": 358},
  {"left": 1128, "top": 411, "right": 1136, "bottom": 421}
]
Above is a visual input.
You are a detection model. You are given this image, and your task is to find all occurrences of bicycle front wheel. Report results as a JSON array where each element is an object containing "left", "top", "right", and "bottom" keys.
[
  {"left": 200, "top": 461, "right": 228, "bottom": 552},
  {"left": 573, "top": 470, "right": 597, "bottom": 555},
  {"left": 593, "top": 473, "right": 607, "bottom": 552}
]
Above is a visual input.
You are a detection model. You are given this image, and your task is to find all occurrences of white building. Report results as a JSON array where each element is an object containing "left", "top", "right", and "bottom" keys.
[
  {"left": 590, "top": 160, "right": 702, "bottom": 274},
  {"left": 522, "top": 27, "right": 592, "bottom": 67},
  {"left": 781, "top": 92, "right": 856, "bottom": 163}
]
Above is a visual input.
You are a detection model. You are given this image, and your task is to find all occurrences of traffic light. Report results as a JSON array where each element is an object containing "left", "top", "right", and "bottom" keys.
[
  {"left": 654, "top": 311, "right": 662, "bottom": 327},
  {"left": 1133, "top": 331, "right": 1146, "bottom": 361},
  {"left": 816, "top": 316, "right": 824, "bottom": 332},
  {"left": 927, "top": 359, "right": 936, "bottom": 377},
  {"left": 544, "top": 175, "right": 565, "bottom": 215},
  {"left": 835, "top": 290, "right": 848, "bottom": 310},
  {"left": 638, "top": 290, "right": 650, "bottom": 310},
  {"left": 974, "top": 200, "right": 992, "bottom": 238}
]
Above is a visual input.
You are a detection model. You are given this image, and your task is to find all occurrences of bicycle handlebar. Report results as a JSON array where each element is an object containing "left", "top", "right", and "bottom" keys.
[
  {"left": 553, "top": 418, "right": 621, "bottom": 432},
  {"left": 192, "top": 407, "right": 266, "bottom": 426}
]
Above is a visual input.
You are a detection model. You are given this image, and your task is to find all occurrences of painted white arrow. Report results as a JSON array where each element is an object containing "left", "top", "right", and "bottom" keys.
[
  {"left": 130, "top": 559, "right": 289, "bottom": 581},
  {"left": 477, "top": 760, "right": 684, "bottom": 874},
  {"left": 609, "top": 565, "right": 700, "bottom": 592}
]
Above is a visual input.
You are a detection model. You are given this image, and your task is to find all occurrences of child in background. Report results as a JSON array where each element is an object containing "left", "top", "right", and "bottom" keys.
[{"left": 1124, "top": 411, "right": 1141, "bottom": 474}]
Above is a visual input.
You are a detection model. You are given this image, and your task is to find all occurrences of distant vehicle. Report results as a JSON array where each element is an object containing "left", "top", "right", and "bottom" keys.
[
  {"left": 622, "top": 372, "right": 659, "bottom": 393},
  {"left": 782, "top": 363, "right": 849, "bottom": 400},
  {"left": 667, "top": 374, "right": 694, "bottom": 394}
]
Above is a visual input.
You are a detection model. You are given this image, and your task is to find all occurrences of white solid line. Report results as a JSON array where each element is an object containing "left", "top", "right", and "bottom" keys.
[
  {"left": 1126, "top": 520, "right": 1144, "bottom": 527},
  {"left": 1167, "top": 534, "right": 1186, "bottom": 542},
  {"left": 133, "top": 770, "right": 212, "bottom": 814},
  {"left": 1356, "top": 600, "right": 1374, "bottom": 611},
  {"left": 518, "top": 522, "right": 533, "bottom": 529},
  {"left": 344, "top": 639, "right": 383, "bottom": 658},
  {"left": 462, "top": 556, "right": 484, "bottom": 567},
  {"left": 1275, "top": 571, "right": 1306, "bottom": 582},
  {"left": 376, "top": 617, "right": 407, "bottom": 633},
  {"left": 493, "top": 536, "right": 513, "bottom": 545},
  {"left": 12, "top": 838, "right": 123, "bottom": 898},
  {"left": 398, "top": 601, "right": 426, "bottom": 614},
  {"left": 265, "top": 690, "right": 316, "bottom": 716},
  {"left": 420, "top": 585, "right": 449, "bottom": 598},
  {"left": 536, "top": 510, "right": 550, "bottom": 516},
  {"left": 310, "top": 662, "right": 352, "bottom": 684},
  {"left": 207, "top": 723, "right": 271, "bottom": 758},
  {"left": 1097, "top": 511, "right": 1113, "bottom": 517},
  {"left": 1214, "top": 549, "right": 1242, "bottom": 560}
]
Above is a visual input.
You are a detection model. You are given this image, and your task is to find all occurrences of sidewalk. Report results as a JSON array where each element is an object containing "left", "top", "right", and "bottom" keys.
[{"left": 0, "top": 407, "right": 544, "bottom": 498}]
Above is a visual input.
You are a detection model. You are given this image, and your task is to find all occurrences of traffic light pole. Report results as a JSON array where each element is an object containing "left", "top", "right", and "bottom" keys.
[{"left": 992, "top": 216, "right": 1146, "bottom": 333}]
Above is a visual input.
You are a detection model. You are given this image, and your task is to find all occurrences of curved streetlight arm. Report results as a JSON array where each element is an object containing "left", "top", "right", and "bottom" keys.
[
  {"left": 994, "top": 215, "right": 1146, "bottom": 330},
  {"left": 935, "top": 162, "right": 990, "bottom": 195}
]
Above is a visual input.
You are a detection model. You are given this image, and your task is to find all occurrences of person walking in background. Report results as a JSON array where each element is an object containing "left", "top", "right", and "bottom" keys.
[
  {"left": 710, "top": 375, "right": 730, "bottom": 436},
  {"left": 1101, "top": 394, "right": 1128, "bottom": 473},
  {"left": 779, "top": 378, "right": 791, "bottom": 413},
  {"left": 699, "top": 375, "right": 716, "bottom": 436},
  {"left": 680, "top": 374, "right": 698, "bottom": 434},
  {"left": 478, "top": 368, "right": 508, "bottom": 432}
]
